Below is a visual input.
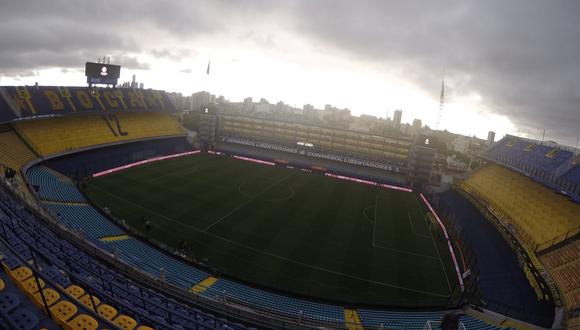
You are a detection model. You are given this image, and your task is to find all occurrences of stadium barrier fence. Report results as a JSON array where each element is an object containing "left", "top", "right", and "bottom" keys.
[
  {"left": 419, "top": 193, "right": 465, "bottom": 292},
  {"left": 92, "top": 150, "right": 200, "bottom": 178}
]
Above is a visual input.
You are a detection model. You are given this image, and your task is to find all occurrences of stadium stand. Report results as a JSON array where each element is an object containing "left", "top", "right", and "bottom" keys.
[
  {"left": 562, "top": 164, "right": 580, "bottom": 186},
  {"left": 539, "top": 240, "right": 580, "bottom": 328},
  {"left": 0, "top": 183, "right": 252, "bottom": 330},
  {"left": 0, "top": 252, "right": 59, "bottom": 329},
  {"left": 483, "top": 135, "right": 580, "bottom": 201},
  {"left": 105, "top": 238, "right": 209, "bottom": 290},
  {"left": 23, "top": 164, "right": 347, "bottom": 325},
  {"left": 13, "top": 112, "right": 184, "bottom": 157},
  {"left": 200, "top": 278, "right": 344, "bottom": 324},
  {"left": 0, "top": 126, "right": 37, "bottom": 171},
  {"left": 27, "top": 166, "right": 86, "bottom": 202},
  {"left": 1, "top": 179, "right": 519, "bottom": 329},
  {"left": 356, "top": 309, "right": 517, "bottom": 330},
  {"left": 436, "top": 190, "right": 555, "bottom": 327},
  {"left": 0, "top": 84, "right": 558, "bottom": 329},
  {"left": 458, "top": 164, "right": 580, "bottom": 251},
  {"left": 45, "top": 137, "right": 193, "bottom": 178},
  {"left": 18, "top": 161, "right": 537, "bottom": 329},
  {"left": 486, "top": 137, "right": 574, "bottom": 173},
  {"left": 44, "top": 203, "right": 125, "bottom": 239}
]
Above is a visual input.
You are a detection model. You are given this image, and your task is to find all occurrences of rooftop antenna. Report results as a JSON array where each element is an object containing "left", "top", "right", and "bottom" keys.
[{"left": 436, "top": 73, "right": 445, "bottom": 130}]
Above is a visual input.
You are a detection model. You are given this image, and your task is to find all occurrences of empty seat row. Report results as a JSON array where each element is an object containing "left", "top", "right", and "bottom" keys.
[
  {"left": 27, "top": 166, "right": 85, "bottom": 202},
  {"left": 0, "top": 186, "right": 251, "bottom": 330}
]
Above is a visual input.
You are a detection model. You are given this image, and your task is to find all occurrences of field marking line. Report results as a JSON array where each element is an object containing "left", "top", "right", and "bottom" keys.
[
  {"left": 202, "top": 172, "right": 295, "bottom": 232},
  {"left": 91, "top": 185, "right": 449, "bottom": 298},
  {"left": 407, "top": 210, "right": 432, "bottom": 239},
  {"left": 420, "top": 204, "right": 452, "bottom": 294},
  {"left": 372, "top": 194, "right": 438, "bottom": 261},
  {"left": 407, "top": 210, "right": 417, "bottom": 236},
  {"left": 413, "top": 193, "right": 452, "bottom": 291},
  {"left": 372, "top": 243, "right": 441, "bottom": 261}
]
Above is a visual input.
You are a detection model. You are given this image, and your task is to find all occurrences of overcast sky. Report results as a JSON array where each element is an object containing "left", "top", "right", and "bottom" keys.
[{"left": 0, "top": 1, "right": 579, "bottom": 146}]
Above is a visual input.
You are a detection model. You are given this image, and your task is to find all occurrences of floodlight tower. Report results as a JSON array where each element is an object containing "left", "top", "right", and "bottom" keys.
[{"left": 436, "top": 74, "right": 445, "bottom": 130}]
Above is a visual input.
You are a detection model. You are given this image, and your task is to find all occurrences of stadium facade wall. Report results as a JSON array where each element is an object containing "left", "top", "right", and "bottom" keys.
[{"left": 216, "top": 141, "right": 408, "bottom": 186}]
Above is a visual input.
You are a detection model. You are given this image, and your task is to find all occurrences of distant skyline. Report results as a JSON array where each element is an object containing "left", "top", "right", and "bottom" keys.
[{"left": 0, "top": 1, "right": 578, "bottom": 146}]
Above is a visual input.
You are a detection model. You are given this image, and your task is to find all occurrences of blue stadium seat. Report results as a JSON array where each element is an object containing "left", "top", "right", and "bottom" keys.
[
  {"left": 43, "top": 203, "right": 124, "bottom": 239},
  {"left": 27, "top": 166, "right": 86, "bottom": 202}
]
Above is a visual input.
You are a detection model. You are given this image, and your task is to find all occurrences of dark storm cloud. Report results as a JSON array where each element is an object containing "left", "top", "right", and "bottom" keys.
[
  {"left": 0, "top": 0, "right": 218, "bottom": 75},
  {"left": 1, "top": 1, "right": 578, "bottom": 143},
  {"left": 288, "top": 1, "right": 580, "bottom": 143}
]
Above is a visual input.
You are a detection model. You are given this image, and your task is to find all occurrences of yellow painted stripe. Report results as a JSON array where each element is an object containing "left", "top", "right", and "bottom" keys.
[
  {"left": 99, "top": 235, "right": 129, "bottom": 242},
  {"left": 191, "top": 277, "right": 217, "bottom": 294},
  {"left": 344, "top": 308, "right": 364, "bottom": 330}
]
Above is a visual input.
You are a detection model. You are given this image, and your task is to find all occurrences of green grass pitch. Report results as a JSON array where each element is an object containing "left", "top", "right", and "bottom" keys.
[{"left": 84, "top": 153, "right": 458, "bottom": 307}]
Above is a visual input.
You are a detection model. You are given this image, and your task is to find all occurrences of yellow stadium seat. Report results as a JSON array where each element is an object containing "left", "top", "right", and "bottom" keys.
[
  {"left": 20, "top": 276, "right": 45, "bottom": 297},
  {"left": 32, "top": 288, "right": 60, "bottom": 309},
  {"left": 0, "top": 130, "right": 36, "bottom": 170},
  {"left": 97, "top": 303, "right": 118, "bottom": 320},
  {"left": 65, "top": 285, "right": 85, "bottom": 299},
  {"left": 113, "top": 314, "right": 138, "bottom": 330},
  {"left": 77, "top": 293, "right": 100, "bottom": 311},
  {"left": 10, "top": 266, "right": 32, "bottom": 282},
  {"left": 460, "top": 164, "right": 580, "bottom": 250},
  {"left": 49, "top": 300, "right": 78, "bottom": 327},
  {"left": 13, "top": 112, "right": 184, "bottom": 157},
  {"left": 65, "top": 314, "right": 99, "bottom": 330}
]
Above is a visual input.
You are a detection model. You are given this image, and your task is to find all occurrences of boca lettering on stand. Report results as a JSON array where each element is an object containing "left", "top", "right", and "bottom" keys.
[{"left": 0, "top": 86, "right": 176, "bottom": 119}]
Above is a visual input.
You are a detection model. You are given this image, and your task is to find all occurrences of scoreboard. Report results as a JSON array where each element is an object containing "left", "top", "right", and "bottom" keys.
[{"left": 85, "top": 62, "right": 121, "bottom": 86}]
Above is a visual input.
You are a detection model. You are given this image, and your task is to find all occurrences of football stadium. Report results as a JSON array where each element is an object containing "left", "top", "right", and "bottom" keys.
[
  {"left": 0, "top": 77, "right": 577, "bottom": 330},
  {"left": 5, "top": 0, "right": 580, "bottom": 328}
]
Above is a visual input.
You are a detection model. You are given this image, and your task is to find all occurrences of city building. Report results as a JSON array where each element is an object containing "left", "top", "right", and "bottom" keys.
[
  {"left": 393, "top": 110, "right": 402, "bottom": 130},
  {"left": 412, "top": 119, "right": 422, "bottom": 136},
  {"left": 487, "top": 131, "right": 496, "bottom": 146},
  {"left": 243, "top": 97, "right": 253, "bottom": 112},
  {"left": 191, "top": 91, "right": 216, "bottom": 111}
]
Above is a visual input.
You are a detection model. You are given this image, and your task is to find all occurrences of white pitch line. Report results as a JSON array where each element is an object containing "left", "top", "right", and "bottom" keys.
[
  {"left": 419, "top": 201, "right": 452, "bottom": 293},
  {"left": 202, "top": 172, "right": 294, "bottom": 232},
  {"left": 372, "top": 194, "right": 378, "bottom": 247},
  {"left": 373, "top": 243, "right": 441, "bottom": 261}
]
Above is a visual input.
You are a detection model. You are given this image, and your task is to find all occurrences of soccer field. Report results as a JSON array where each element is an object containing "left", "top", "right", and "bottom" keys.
[{"left": 84, "top": 153, "right": 457, "bottom": 306}]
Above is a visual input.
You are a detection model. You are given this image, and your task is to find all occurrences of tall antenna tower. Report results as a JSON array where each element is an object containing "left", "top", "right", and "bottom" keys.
[{"left": 436, "top": 75, "right": 445, "bottom": 130}]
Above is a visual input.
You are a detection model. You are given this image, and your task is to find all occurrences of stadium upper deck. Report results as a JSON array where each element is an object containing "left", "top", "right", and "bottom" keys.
[
  {"left": 0, "top": 86, "right": 183, "bottom": 160},
  {"left": 483, "top": 134, "right": 580, "bottom": 201},
  {"left": 0, "top": 85, "right": 175, "bottom": 119}
]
